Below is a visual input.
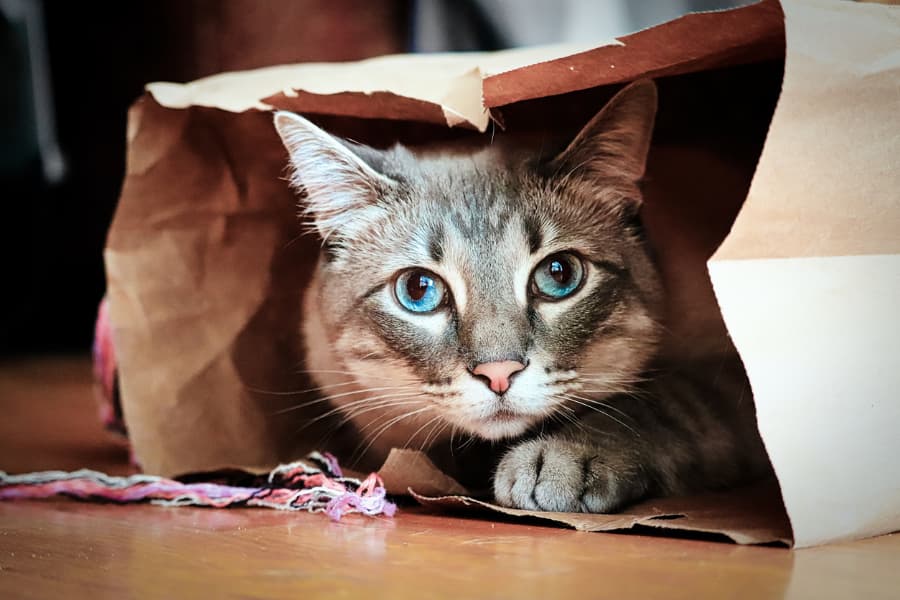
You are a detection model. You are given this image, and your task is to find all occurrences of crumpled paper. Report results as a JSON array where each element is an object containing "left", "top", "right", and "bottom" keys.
[{"left": 105, "top": 0, "right": 900, "bottom": 547}]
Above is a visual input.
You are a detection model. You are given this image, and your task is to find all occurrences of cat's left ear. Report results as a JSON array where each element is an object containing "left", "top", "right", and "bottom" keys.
[
  {"left": 547, "top": 79, "right": 657, "bottom": 185},
  {"left": 273, "top": 111, "right": 395, "bottom": 242}
]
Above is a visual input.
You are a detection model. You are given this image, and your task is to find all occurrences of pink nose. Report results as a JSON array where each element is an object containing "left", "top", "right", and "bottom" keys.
[{"left": 472, "top": 360, "right": 526, "bottom": 394}]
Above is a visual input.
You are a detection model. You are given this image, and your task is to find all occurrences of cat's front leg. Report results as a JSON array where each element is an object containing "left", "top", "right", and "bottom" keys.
[{"left": 493, "top": 433, "right": 652, "bottom": 513}]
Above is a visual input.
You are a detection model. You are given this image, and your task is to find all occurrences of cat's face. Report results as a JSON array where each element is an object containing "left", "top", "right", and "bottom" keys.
[{"left": 276, "top": 81, "right": 663, "bottom": 444}]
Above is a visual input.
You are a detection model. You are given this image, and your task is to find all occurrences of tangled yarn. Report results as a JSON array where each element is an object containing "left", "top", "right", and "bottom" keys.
[{"left": 0, "top": 451, "right": 396, "bottom": 521}]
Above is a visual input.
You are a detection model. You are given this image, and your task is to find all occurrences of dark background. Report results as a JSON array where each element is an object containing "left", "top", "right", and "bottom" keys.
[
  {"left": 0, "top": 0, "right": 741, "bottom": 357},
  {"left": 0, "top": 1, "right": 407, "bottom": 355}
]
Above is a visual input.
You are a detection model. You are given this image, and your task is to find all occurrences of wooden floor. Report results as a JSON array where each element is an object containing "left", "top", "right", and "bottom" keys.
[{"left": 1, "top": 357, "right": 898, "bottom": 599}]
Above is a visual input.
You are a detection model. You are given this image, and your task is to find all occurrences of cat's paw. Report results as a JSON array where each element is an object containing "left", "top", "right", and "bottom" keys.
[{"left": 493, "top": 437, "right": 635, "bottom": 513}]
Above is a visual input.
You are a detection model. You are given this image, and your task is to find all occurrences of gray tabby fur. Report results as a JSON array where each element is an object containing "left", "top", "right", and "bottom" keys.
[{"left": 273, "top": 80, "right": 770, "bottom": 513}]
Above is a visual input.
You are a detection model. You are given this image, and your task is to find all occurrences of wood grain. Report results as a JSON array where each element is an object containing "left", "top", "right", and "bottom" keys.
[{"left": 1, "top": 357, "right": 898, "bottom": 599}]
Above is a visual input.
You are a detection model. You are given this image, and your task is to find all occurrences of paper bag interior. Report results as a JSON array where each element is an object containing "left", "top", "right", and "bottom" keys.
[{"left": 106, "top": 0, "right": 800, "bottom": 545}]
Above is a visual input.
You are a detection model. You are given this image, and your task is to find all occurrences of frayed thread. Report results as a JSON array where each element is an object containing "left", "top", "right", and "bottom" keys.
[{"left": 0, "top": 452, "right": 396, "bottom": 521}]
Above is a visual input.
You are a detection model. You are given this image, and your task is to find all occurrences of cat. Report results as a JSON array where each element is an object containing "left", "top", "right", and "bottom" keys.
[{"left": 272, "top": 79, "right": 770, "bottom": 513}]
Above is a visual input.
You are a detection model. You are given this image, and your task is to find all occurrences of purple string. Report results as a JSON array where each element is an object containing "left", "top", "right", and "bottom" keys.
[{"left": 325, "top": 486, "right": 397, "bottom": 521}]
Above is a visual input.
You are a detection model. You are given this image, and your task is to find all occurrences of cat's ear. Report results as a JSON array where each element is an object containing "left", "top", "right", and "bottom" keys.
[
  {"left": 547, "top": 79, "right": 657, "bottom": 185},
  {"left": 273, "top": 111, "right": 394, "bottom": 241}
]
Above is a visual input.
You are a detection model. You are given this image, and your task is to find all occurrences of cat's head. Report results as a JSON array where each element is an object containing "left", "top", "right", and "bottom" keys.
[{"left": 274, "top": 80, "right": 663, "bottom": 444}]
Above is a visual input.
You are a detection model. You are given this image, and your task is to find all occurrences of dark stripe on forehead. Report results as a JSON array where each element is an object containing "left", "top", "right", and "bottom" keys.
[
  {"left": 522, "top": 214, "right": 543, "bottom": 254},
  {"left": 450, "top": 209, "right": 470, "bottom": 235},
  {"left": 428, "top": 222, "right": 444, "bottom": 262}
]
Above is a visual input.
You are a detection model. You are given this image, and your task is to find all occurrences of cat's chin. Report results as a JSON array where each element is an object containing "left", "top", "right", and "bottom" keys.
[{"left": 464, "top": 410, "right": 537, "bottom": 441}]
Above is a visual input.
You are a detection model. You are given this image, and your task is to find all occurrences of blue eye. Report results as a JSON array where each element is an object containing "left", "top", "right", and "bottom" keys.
[
  {"left": 394, "top": 269, "right": 447, "bottom": 313},
  {"left": 532, "top": 252, "right": 584, "bottom": 300}
]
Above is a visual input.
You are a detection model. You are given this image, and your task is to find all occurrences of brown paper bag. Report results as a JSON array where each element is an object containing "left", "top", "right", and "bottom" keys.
[
  {"left": 709, "top": 0, "right": 900, "bottom": 547},
  {"left": 104, "top": 0, "right": 899, "bottom": 547}
]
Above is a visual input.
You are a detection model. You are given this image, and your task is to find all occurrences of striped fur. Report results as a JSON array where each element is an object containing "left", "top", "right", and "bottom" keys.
[{"left": 274, "top": 80, "right": 770, "bottom": 513}]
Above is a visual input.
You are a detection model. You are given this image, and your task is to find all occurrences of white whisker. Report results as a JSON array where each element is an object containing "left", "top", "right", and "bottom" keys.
[
  {"left": 353, "top": 406, "right": 433, "bottom": 461},
  {"left": 558, "top": 394, "right": 639, "bottom": 437},
  {"left": 273, "top": 384, "right": 417, "bottom": 415},
  {"left": 247, "top": 379, "right": 361, "bottom": 398},
  {"left": 405, "top": 414, "right": 443, "bottom": 450},
  {"left": 294, "top": 368, "right": 403, "bottom": 383},
  {"left": 290, "top": 392, "right": 423, "bottom": 429}
]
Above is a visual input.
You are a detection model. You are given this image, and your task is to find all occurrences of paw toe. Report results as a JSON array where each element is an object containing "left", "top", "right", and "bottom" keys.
[
  {"left": 494, "top": 438, "right": 589, "bottom": 512},
  {"left": 530, "top": 445, "right": 583, "bottom": 512}
]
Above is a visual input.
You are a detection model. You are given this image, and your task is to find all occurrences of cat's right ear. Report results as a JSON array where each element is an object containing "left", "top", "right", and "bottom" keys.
[
  {"left": 273, "top": 111, "right": 394, "bottom": 242},
  {"left": 546, "top": 79, "right": 657, "bottom": 185}
]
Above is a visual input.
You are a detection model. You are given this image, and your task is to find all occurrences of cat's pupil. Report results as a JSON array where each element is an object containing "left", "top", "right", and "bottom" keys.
[
  {"left": 549, "top": 260, "right": 571, "bottom": 284},
  {"left": 407, "top": 273, "right": 431, "bottom": 301}
]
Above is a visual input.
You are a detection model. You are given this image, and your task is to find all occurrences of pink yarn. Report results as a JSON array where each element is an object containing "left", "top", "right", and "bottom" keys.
[
  {"left": 321, "top": 452, "right": 343, "bottom": 477},
  {"left": 0, "top": 454, "right": 396, "bottom": 520},
  {"left": 325, "top": 473, "right": 396, "bottom": 521}
]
